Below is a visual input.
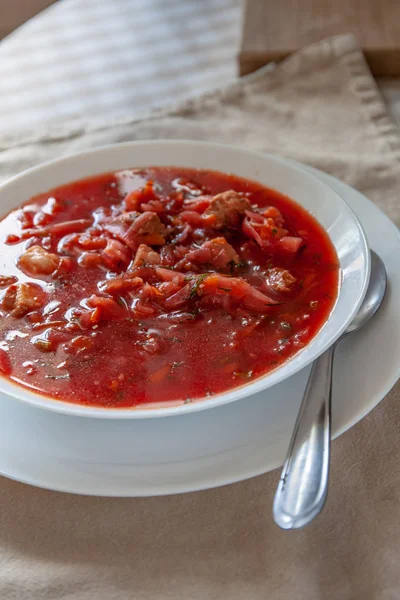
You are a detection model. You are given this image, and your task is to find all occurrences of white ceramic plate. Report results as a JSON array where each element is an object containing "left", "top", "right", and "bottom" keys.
[
  {"left": 0, "top": 141, "right": 369, "bottom": 418},
  {"left": 0, "top": 165, "right": 398, "bottom": 496}
]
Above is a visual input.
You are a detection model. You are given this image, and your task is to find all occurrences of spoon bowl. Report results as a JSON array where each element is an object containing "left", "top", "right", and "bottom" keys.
[
  {"left": 346, "top": 251, "right": 387, "bottom": 334},
  {"left": 273, "top": 250, "right": 387, "bottom": 530}
]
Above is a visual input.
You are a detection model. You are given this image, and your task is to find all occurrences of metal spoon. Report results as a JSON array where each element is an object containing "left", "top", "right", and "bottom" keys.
[{"left": 273, "top": 250, "right": 387, "bottom": 530}]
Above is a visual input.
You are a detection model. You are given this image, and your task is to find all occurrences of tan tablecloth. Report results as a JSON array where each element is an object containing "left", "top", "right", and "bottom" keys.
[{"left": 0, "top": 35, "right": 400, "bottom": 600}]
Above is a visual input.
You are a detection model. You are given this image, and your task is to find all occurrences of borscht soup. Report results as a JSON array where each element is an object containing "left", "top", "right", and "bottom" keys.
[{"left": 0, "top": 167, "right": 339, "bottom": 408}]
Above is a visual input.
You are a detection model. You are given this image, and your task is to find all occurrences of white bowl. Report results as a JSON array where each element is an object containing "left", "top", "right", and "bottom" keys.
[{"left": 0, "top": 141, "right": 370, "bottom": 418}]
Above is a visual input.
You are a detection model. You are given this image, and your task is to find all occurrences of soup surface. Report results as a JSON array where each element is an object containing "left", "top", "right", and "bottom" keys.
[{"left": 0, "top": 167, "right": 339, "bottom": 408}]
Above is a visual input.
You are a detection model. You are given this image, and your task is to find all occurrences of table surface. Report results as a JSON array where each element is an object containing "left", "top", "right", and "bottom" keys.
[{"left": 0, "top": 0, "right": 399, "bottom": 134}]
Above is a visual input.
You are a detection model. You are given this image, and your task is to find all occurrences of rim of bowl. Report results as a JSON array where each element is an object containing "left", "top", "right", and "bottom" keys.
[{"left": 0, "top": 140, "right": 371, "bottom": 419}]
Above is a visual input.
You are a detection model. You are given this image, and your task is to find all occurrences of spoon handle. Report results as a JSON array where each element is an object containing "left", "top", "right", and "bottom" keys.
[{"left": 273, "top": 345, "right": 334, "bottom": 529}]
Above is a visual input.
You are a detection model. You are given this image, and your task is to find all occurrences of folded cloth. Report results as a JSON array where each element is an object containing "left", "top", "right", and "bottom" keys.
[{"left": 0, "top": 35, "right": 399, "bottom": 600}]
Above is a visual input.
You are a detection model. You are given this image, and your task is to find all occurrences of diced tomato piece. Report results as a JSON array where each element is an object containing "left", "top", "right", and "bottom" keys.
[
  {"left": 0, "top": 349, "right": 12, "bottom": 375},
  {"left": 263, "top": 206, "right": 285, "bottom": 226},
  {"left": 17, "top": 209, "right": 35, "bottom": 230},
  {"left": 33, "top": 212, "right": 53, "bottom": 227},
  {"left": 280, "top": 236, "right": 303, "bottom": 253},
  {"left": 124, "top": 181, "right": 158, "bottom": 211},
  {"left": 0, "top": 275, "right": 18, "bottom": 288},
  {"left": 5, "top": 234, "right": 20, "bottom": 245}
]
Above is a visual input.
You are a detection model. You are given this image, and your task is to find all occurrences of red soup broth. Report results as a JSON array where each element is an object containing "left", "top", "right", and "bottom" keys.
[{"left": 0, "top": 167, "right": 339, "bottom": 408}]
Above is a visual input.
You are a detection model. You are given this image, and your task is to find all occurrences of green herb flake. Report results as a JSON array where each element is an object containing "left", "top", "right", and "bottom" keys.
[
  {"left": 271, "top": 228, "right": 277, "bottom": 236},
  {"left": 189, "top": 273, "right": 209, "bottom": 299},
  {"left": 218, "top": 287, "right": 231, "bottom": 292}
]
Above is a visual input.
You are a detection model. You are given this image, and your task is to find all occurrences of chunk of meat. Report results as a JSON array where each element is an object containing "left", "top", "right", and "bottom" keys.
[
  {"left": 86, "top": 295, "right": 129, "bottom": 321},
  {"left": 102, "top": 239, "right": 131, "bottom": 269},
  {"left": 185, "top": 237, "right": 240, "bottom": 269},
  {"left": 199, "top": 274, "right": 280, "bottom": 313},
  {"left": 266, "top": 268, "right": 296, "bottom": 293},
  {"left": 132, "top": 244, "right": 161, "bottom": 269},
  {"left": 17, "top": 246, "right": 60, "bottom": 276},
  {"left": 204, "top": 190, "right": 251, "bottom": 229},
  {"left": 122, "top": 212, "right": 166, "bottom": 250},
  {"left": 1, "top": 283, "right": 47, "bottom": 317}
]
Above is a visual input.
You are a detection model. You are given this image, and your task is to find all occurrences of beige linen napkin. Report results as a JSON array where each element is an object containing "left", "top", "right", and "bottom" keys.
[{"left": 0, "top": 34, "right": 399, "bottom": 600}]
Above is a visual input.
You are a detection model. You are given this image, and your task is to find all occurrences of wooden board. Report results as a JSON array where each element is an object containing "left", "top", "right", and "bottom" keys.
[{"left": 239, "top": 0, "right": 400, "bottom": 76}]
